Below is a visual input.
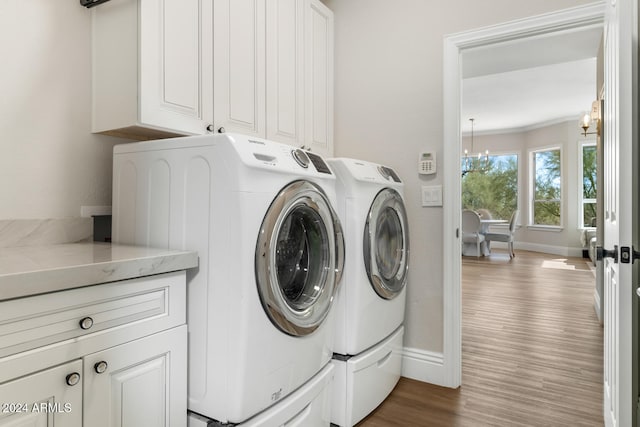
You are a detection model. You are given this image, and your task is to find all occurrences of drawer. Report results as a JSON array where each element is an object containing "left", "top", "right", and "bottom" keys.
[
  {"left": 0, "top": 271, "right": 186, "bottom": 358},
  {"left": 331, "top": 325, "right": 404, "bottom": 427}
]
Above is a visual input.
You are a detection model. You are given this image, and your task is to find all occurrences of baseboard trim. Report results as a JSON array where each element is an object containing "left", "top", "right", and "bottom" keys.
[
  {"left": 490, "top": 241, "right": 583, "bottom": 257},
  {"left": 400, "top": 347, "right": 448, "bottom": 387}
]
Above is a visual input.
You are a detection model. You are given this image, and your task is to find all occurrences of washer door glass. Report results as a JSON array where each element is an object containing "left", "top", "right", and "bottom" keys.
[
  {"left": 256, "top": 180, "right": 344, "bottom": 336},
  {"left": 364, "top": 188, "right": 409, "bottom": 300}
]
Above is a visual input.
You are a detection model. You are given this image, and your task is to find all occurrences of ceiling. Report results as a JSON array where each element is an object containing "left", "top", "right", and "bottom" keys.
[{"left": 461, "top": 25, "right": 603, "bottom": 135}]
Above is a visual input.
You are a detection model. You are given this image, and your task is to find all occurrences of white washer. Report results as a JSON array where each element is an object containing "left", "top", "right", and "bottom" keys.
[
  {"left": 112, "top": 133, "right": 344, "bottom": 425},
  {"left": 325, "top": 158, "right": 409, "bottom": 427}
]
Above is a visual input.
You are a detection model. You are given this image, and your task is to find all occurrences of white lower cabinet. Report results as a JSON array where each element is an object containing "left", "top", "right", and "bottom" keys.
[
  {"left": 83, "top": 326, "right": 187, "bottom": 427},
  {"left": 0, "top": 272, "right": 188, "bottom": 427},
  {"left": 0, "top": 360, "right": 83, "bottom": 427}
]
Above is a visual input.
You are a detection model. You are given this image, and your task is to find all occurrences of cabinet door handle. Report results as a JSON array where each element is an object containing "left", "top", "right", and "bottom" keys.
[
  {"left": 79, "top": 316, "right": 94, "bottom": 330},
  {"left": 94, "top": 361, "right": 108, "bottom": 374},
  {"left": 205, "top": 125, "right": 225, "bottom": 133},
  {"left": 66, "top": 372, "right": 81, "bottom": 386}
]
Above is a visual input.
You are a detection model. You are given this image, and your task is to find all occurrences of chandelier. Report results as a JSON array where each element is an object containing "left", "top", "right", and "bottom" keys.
[{"left": 462, "top": 118, "right": 489, "bottom": 177}]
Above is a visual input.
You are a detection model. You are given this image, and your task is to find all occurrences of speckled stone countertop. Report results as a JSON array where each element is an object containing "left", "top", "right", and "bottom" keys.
[{"left": 0, "top": 242, "right": 198, "bottom": 301}]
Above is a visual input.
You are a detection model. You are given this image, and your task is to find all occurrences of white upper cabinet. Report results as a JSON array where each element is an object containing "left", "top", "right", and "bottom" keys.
[
  {"left": 213, "top": 0, "right": 266, "bottom": 137},
  {"left": 92, "top": 0, "right": 213, "bottom": 139},
  {"left": 92, "top": 0, "right": 333, "bottom": 155},
  {"left": 305, "top": 0, "right": 334, "bottom": 157},
  {"left": 265, "top": 0, "right": 305, "bottom": 147}
]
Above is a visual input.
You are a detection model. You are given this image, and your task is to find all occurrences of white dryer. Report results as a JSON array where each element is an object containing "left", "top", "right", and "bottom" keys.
[
  {"left": 112, "top": 134, "right": 344, "bottom": 425},
  {"left": 325, "top": 158, "right": 409, "bottom": 427}
]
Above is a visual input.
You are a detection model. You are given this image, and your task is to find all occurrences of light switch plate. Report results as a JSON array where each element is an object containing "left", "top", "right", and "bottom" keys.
[{"left": 421, "top": 185, "right": 442, "bottom": 207}]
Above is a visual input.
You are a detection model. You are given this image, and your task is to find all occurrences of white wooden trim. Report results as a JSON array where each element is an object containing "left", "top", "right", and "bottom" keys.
[
  {"left": 401, "top": 347, "right": 447, "bottom": 387},
  {"left": 442, "top": 32, "right": 462, "bottom": 389},
  {"left": 497, "top": 241, "right": 583, "bottom": 258},
  {"left": 594, "top": 288, "right": 603, "bottom": 324},
  {"left": 442, "top": 1, "right": 605, "bottom": 391}
]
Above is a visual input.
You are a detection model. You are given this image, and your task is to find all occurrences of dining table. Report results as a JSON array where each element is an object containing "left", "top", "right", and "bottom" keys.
[
  {"left": 480, "top": 219, "right": 508, "bottom": 232},
  {"left": 462, "top": 218, "right": 508, "bottom": 257}
]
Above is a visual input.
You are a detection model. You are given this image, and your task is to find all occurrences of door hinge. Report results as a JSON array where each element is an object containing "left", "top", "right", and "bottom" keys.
[
  {"left": 456, "top": 228, "right": 459, "bottom": 238},
  {"left": 620, "top": 246, "right": 640, "bottom": 264},
  {"left": 597, "top": 245, "right": 619, "bottom": 263}
]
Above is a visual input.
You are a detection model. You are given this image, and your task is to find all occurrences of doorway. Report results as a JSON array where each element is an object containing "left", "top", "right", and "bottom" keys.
[{"left": 441, "top": 2, "right": 605, "bottom": 390}]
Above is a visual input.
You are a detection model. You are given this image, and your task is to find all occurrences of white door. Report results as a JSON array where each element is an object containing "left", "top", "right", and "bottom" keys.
[
  {"left": 213, "top": 0, "right": 266, "bottom": 137},
  {"left": 304, "top": 0, "right": 334, "bottom": 157},
  {"left": 139, "top": 0, "right": 213, "bottom": 135},
  {"left": 602, "top": 0, "right": 635, "bottom": 425},
  {"left": 83, "top": 326, "right": 187, "bottom": 427},
  {"left": 0, "top": 360, "right": 83, "bottom": 427},
  {"left": 265, "top": 0, "right": 305, "bottom": 146}
]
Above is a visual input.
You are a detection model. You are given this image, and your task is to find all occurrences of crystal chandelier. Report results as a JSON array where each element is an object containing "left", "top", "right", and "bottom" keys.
[{"left": 462, "top": 118, "right": 489, "bottom": 177}]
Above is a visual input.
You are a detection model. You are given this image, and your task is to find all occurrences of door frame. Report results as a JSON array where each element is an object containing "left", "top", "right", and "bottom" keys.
[
  {"left": 442, "top": 3, "right": 606, "bottom": 388},
  {"left": 601, "top": 0, "right": 638, "bottom": 425}
]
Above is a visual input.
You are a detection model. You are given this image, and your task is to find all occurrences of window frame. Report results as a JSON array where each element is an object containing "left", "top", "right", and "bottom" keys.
[
  {"left": 578, "top": 139, "right": 597, "bottom": 229},
  {"left": 460, "top": 150, "right": 520, "bottom": 221},
  {"left": 529, "top": 145, "right": 563, "bottom": 228}
]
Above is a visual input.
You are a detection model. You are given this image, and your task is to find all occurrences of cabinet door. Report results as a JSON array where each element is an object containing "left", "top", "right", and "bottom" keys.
[
  {"left": 0, "top": 360, "right": 82, "bottom": 427},
  {"left": 83, "top": 326, "right": 187, "bottom": 427},
  {"left": 139, "top": 0, "right": 213, "bottom": 135},
  {"left": 304, "top": 0, "right": 334, "bottom": 157},
  {"left": 213, "top": 0, "right": 266, "bottom": 137},
  {"left": 265, "top": 0, "right": 305, "bottom": 146}
]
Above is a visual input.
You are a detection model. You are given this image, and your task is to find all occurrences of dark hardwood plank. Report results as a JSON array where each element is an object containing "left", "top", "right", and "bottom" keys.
[{"left": 358, "top": 251, "right": 603, "bottom": 426}]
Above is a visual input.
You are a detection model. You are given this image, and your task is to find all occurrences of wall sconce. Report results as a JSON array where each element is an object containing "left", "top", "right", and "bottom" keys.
[{"left": 581, "top": 100, "right": 601, "bottom": 137}]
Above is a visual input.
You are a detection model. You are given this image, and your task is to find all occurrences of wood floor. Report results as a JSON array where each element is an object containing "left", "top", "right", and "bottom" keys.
[{"left": 358, "top": 250, "right": 603, "bottom": 426}]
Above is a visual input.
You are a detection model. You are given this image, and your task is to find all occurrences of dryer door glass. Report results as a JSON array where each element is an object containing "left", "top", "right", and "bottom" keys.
[
  {"left": 364, "top": 188, "right": 409, "bottom": 300},
  {"left": 276, "top": 205, "right": 328, "bottom": 311},
  {"left": 256, "top": 180, "right": 344, "bottom": 337}
]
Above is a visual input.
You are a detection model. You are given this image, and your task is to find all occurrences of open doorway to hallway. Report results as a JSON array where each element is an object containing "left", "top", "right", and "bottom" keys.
[
  {"left": 458, "top": 10, "right": 604, "bottom": 423},
  {"left": 441, "top": 0, "right": 606, "bottom": 416}
]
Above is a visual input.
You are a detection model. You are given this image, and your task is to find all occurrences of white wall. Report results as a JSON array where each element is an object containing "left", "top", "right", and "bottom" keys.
[
  {"left": 323, "top": 0, "right": 595, "bottom": 353},
  {"left": 0, "top": 0, "right": 125, "bottom": 220}
]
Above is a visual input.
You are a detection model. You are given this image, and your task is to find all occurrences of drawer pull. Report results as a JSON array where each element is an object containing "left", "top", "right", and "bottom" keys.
[
  {"left": 66, "top": 372, "right": 81, "bottom": 386},
  {"left": 94, "top": 361, "right": 108, "bottom": 374},
  {"left": 79, "top": 316, "right": 94, "bottom": 330}
]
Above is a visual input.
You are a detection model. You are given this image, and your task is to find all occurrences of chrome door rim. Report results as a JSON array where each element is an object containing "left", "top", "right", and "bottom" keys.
[
  {"left": 363, "top": 188, "right": 409, "bottom": 300},
  {"left": 255, "top": 180, "right": 344, "bottom": 336}
]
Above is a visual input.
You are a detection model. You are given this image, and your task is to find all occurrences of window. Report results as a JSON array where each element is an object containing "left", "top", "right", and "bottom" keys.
[
  {"left": 580, "top": 142, "right": 597, "bottom": 228},
  {"left": 531, "top": 148, "right": 561, "bottom": 226},
  {"left": 461, "top": 153, "right": 518, "bottom": 220}
]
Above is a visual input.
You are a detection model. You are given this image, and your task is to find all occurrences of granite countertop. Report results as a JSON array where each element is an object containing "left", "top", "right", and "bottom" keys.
[{"left": 0, "top": 242, "right": 198, "bottom": 301}]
